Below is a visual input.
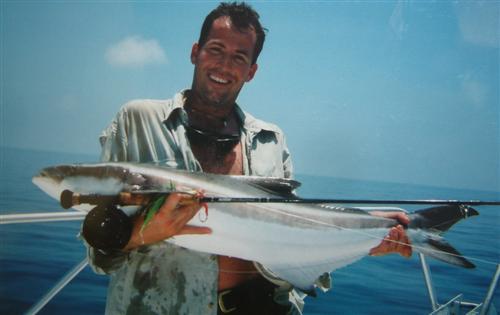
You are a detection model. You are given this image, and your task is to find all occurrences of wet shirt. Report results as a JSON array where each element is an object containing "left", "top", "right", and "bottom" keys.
[{"left": 90, "top": 90, "right": 300, "bottom": 314}]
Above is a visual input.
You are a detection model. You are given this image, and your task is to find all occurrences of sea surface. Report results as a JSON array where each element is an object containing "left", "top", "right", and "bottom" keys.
[{"left": 0, "top": 147, "right": 498, "bottom": 315}]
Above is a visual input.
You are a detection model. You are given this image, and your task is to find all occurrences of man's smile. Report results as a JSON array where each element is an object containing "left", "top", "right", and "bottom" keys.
[{"left": 209, "top": 73, "right": 230, "bottom": 85}]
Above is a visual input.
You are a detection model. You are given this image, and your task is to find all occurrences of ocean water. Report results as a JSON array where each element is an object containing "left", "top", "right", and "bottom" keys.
[{"left": 0, "top": 147, "right": 498, "bottom": 315}]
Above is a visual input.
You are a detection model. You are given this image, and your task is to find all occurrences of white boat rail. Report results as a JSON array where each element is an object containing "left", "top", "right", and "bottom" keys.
[
  {"left": 420, "top": 253, "right": 500, "bottom": 315},
  {"left": 0, "top": 211, "right": 86, "bottom": 224},
  {"left": 24, "top": 259, "right": 89, "bottom": 315}
]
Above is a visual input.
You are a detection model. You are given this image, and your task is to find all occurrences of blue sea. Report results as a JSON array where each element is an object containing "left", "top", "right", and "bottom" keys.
[{"left": 1, "top": 147, "right": 498, "bottom": 315}]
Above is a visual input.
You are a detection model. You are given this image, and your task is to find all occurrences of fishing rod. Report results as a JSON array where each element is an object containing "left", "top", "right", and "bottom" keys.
[
  {"left": 196, "top": 197, "right": 500, "bottom": 206},
  {"left": 4, "top": 196, "right": 497, "bottom": 226},
  {"left": 61, "top": 190, "right": 500, "bottom": 208}
]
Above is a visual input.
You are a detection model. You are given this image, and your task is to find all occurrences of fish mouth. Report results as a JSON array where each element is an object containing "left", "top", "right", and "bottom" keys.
[
  {"left": 32, "top": 172, "right": 62, "bottom": 201},
  {"left": 32, "top": 165, "right": 97, "bottom": 202},
  {"left": 32, "top": 165, "right": 69, "bottom": 193}
]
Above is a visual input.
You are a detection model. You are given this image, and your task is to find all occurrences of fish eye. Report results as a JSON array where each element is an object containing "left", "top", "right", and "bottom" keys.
[{"left": 126, "top": 172, "right": 146, "bottom": 187}]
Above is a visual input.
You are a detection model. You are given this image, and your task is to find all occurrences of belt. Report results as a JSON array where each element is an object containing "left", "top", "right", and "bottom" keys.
[{"left": 217, "top": 277, "right": 290, "bottom": 315}]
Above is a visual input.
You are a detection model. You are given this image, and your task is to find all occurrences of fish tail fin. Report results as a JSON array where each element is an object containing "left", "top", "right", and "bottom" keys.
[
  {"left": 408, "top": 205, "right": 479, "bottom": 269},
  {"left": 411, "top": 234, "right": 476, "bottom": 268}
]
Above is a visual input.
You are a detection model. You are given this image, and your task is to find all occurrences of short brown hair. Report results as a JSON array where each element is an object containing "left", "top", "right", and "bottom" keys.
[{"left": 198, "top": 2, "right": 266, "bottom": 64}]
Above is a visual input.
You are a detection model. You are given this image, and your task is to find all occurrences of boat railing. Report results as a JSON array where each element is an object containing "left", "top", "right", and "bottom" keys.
[{"left": 420, "top": 253, "right": 499, "bottom": 315}]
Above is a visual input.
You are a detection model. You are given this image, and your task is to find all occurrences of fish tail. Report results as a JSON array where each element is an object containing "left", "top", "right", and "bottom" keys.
[{"left": 408, "top": 205, "right": 479, "bottom": 269}]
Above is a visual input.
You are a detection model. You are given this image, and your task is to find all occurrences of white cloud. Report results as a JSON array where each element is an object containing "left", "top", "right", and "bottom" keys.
[{"left": 105, "top": 36, "right": 167, "bottom": 67}]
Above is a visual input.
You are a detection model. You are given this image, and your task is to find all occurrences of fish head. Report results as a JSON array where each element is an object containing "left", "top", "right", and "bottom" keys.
[{"left": 32, "top": 164, "right": 133, "bottom": 205}]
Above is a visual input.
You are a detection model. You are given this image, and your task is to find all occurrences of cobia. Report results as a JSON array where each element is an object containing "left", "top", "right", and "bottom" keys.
[{"left": 33, "top": 162, "right": 478, "bottom": 292}]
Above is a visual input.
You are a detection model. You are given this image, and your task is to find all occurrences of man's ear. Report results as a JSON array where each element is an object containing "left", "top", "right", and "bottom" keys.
[
  {"left": 190, "top": 43, "right": 199, "bottom": 64},
  {"left": 246, "top": 63, "right": 258, "bottom": 82}
]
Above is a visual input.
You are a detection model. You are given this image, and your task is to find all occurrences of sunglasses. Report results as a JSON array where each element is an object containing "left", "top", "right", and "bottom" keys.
[{"left": 184, "top": 124, "right": 240, "bottom": 156}]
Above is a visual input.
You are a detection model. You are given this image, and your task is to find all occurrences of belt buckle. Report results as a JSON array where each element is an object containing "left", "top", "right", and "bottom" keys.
[{"left": 218, "top": 289, "right": 237, "bottom": 313}]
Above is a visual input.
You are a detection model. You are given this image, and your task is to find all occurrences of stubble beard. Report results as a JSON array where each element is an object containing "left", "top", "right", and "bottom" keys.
[
  {"left": 190, "top": 68, "right": 243, "bottom": 114},
  {"left": 194, "top": 84, "right": 239, "bottom": 114}
]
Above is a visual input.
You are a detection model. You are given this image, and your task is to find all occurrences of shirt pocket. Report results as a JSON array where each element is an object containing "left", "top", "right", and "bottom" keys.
[{"left": 249, "top": 132, "right": 285, "bottom": 178}]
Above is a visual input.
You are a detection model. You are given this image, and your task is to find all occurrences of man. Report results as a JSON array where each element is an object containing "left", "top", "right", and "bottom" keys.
[{"left": 90, "top": 2, "right": 411, "bottom": 314}]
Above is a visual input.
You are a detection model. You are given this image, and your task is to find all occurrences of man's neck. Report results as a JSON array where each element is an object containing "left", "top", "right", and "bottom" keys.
[{"left": 184, "top": 90, "right": 239, "bottom": 133}]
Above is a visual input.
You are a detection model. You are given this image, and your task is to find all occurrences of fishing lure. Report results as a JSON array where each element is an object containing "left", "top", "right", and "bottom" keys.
[
  {"left": 140, "top": 183, "right": 209, "bottom": 235},
  {"left": 140, "top": 180, "right": 176, "bottom": 235},
  {"left": 140, "top": 195, "right": 166, "bottom": 234}
]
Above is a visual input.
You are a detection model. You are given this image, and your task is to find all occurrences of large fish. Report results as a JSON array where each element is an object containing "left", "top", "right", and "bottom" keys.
[{"left": 33, "top": 162, "right": 478, "bottom": 292}]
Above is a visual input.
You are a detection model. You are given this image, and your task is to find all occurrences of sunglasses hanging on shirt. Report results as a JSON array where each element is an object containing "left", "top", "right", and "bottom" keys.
[{"left": 180, "top": 109, "right": 241, "bottom": 157}]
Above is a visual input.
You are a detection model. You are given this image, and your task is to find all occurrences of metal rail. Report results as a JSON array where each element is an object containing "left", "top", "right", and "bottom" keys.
[
  {"left": 421, "top": 254, "right": 499, "bottom": 315},
  {"left": 420, "top": 253, "right": 440, "bottom": 311},
  {"left": 480, "top": 264, "right": 500, "bottom": 315},
  {"left": 0, "top": 211, "right": 86, "bottom": 224},
  {"left": 24, "top": 259, "right": 88, "bottom": 315}
]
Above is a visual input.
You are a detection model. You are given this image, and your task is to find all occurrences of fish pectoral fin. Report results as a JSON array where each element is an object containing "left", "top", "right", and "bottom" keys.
[{"left": 314, "top": 272, "right": 332, "bottom": 292}]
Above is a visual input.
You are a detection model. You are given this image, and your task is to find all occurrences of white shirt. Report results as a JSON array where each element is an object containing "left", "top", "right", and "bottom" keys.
[{"left": 90, "top": 90, "right": 300, "bottom": 315}]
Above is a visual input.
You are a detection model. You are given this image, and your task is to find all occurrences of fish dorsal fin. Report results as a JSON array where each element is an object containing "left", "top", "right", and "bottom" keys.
[{"left": 229, "top": 176, "right": 301, "bottom": 198}]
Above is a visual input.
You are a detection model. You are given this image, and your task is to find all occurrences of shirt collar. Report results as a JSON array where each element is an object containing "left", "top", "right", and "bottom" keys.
[{"left": 164, "top": 90, "right": 282, "bottom": 135}]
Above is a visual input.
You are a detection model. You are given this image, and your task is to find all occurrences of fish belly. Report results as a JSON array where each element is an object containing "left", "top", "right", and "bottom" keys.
[{"left": 168, "top": 205, "right": 388, "bottom": 290}]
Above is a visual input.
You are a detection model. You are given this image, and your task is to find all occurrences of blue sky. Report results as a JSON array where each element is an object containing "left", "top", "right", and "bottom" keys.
[{"left": 1, "top": 1, "right": 498, "bottom": 191}]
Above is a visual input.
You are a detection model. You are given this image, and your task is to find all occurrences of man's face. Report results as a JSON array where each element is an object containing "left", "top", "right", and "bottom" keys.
[{"left": 190, "top": 16, "right": 258, "bottom": 110}]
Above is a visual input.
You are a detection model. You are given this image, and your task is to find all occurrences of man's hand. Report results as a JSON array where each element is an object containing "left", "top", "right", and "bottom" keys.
[
  {"left": 368, "top": 211, "right": 412, "bottom": 258},
  {"left": 124, "top": 193, "right": 211, "bottom": 251}
]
